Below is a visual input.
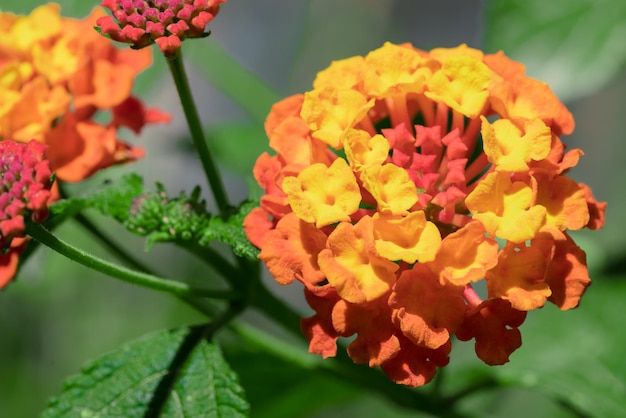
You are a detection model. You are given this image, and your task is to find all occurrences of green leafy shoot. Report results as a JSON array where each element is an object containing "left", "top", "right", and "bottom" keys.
[
  {"left": 199, "top": 200, "right": 260, "bottom": 260},
  {"left": 50, "top": 173, "right": 144, "bottom": 222},
  {"left": 125, "top": 183, "right": 211, "bottom": 250}
]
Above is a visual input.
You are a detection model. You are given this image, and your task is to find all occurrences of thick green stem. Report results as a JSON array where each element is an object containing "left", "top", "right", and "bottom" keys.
[
  {"left": 25, "top": 222, "right": 239, "bottom": 300},
  {"left": 166, "top": 48, "right": 230, "bottom": 214}
]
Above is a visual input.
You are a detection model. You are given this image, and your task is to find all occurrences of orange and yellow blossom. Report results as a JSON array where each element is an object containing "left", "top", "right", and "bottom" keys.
[
  {"left": 0, "top": 3, "right": 169, "bottom": 181},
  {"left": 0, "top": 4, "right": 169, "bottom": 287},
  {"left": 245, "top": 42, "right": 606, "bottom": 386}
]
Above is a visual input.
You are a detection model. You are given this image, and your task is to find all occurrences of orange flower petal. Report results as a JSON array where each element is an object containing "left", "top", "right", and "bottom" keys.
[
  {"left": 539, "top": 229, "right": 591, "bottom": 310},
  {"left": 489, "top": 77, "right": 575, "bottom": 136},
  {"left": 535, "top": 175, "right": 589, "bottom": 231},
  {"left": 486, "top": 242, "right": 554, "bottom": 311},
  {"left": 579, "top": 182, "right": 607, "bottom": 230},
  {"left": 243, "top": 207, "right": 275, "bottom": 249},
  {"left": 429, "top": 221, "right": 499, "bottom": 286},
  {"left": 389, "top": 264, "right": 465, "bottom": 349},
  {"left": 0, "top": 238, "right": 27, "bottom": 289},
  {"left": 332, "top": 298, "right": 400, "bottom": 366},
  {"left": 456, "top": 298, "right": 526, "bottom": 365},
  {"left": 301, "top": 287, "right": 341, "bottom": 359},
  {"left": 483, "top": 50, "right": 526, "bottom": 82},
  {"left": 264, "top": 94, "right": 305, "bottom": 137},
  {"left": 258, "top": 212, "right": 328, "bottom": 287},
  {"left": 380, "top": 336, "right": 451, "bottom": 387}
]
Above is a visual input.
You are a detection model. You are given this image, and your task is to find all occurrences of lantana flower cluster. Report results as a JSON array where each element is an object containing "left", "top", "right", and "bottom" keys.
[
  {"left": 1, "top": 141, "right": 53, "bottom": 288},
  {"left": 96, "top": 0, "right": 227, "bottom": 55},
  {"left": 0, "top": 4, "right": 169, "bottom": 287},
  {"left": 245, "top": 43, "right": 606, "bottom": 386}
]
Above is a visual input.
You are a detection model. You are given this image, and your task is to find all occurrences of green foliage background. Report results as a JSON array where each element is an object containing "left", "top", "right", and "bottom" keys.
[{"left": 1, "top": 0, "right": 625, "bottom": 417}]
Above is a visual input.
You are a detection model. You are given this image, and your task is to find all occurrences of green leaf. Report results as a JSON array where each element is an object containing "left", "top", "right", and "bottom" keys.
[
  {"left": 42, "top": 327, "right": 250, "bottom": 418},
  {"left": 50, "top": 173, "right": 144, "bottom": 222},
  {"left": 199, "top": 200, "right": 260, "bottom": 260},
  {"left": 186, "top": 39, "right": 282, "bottom": 127},
  {"left": 484, "top": 0, "right": 626, "bottom": 100}
]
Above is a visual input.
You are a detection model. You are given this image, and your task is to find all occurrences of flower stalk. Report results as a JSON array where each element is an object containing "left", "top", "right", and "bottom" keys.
[
  {"left": 25, "top": 221, "right": 238, "bottom": 300},
  {"left": 166, "top": 48, "right": 230, "bottom": 214}
]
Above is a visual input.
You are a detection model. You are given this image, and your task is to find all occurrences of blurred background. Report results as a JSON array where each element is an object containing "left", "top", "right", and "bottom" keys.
[{"left": 1, "top": 0, "right": 625, "bottom": 417}]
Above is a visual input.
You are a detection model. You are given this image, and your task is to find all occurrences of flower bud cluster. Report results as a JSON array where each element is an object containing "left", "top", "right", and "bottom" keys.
[
  {"left": 1, "top": 140, "right": 53, "bottom": 277},
  {"left": 97, "top": 0, "right": 227, "bottom": 54}
]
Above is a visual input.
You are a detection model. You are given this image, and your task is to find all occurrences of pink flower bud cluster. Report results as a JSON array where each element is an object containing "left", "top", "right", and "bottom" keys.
[
  {"left": 97, "top": 0, "right": 227, "bottom": 55},
  {"left": 1, "top": 141, "right": 53, "bottom": 250}
]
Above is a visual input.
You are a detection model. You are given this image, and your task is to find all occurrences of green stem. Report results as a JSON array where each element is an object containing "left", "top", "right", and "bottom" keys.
[
  {"left": 73, "top": 213, "right": 152, "bottom": 273},
  {"left": 250, "top": 280, "right": 304, "bottom": 338},
  {"left": 25, "top": 222, "right": 239, "bottom": 300},
  {"left": 166, "top": 48, "right": 230, "bottom": 214},
  {"left": 70, "top": 212, "right": 231, "bottom": 322},
  {"left": 177, "top": 241, "right": 239, "bottom": 282}
]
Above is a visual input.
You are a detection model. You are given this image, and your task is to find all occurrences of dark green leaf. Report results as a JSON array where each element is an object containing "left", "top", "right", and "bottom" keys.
[
  {"left": 50, "top": 173, "right": 144, "bottom": 222},
  {"left": 42, "top": 327, "right": 249, "bottom": 418},
  {"left": 484, "top": 0, "right": 626, "bottom": 100},
  {"left": 199, "top": 200, "right": 260, "bottom": 260}
]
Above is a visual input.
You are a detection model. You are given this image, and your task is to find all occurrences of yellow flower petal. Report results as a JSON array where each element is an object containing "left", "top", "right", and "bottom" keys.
[
  {"left": 466, "top": 172, "right": 546, "bottom": 243},
  {"left": 425, "top": 55, "right": 492, "bottom": 118},
  {"left": 361, "top": 164, "right": 418, "bottom": 215},
  {"left": 482, "top": 117, "right": 552, "bottom": 172},
  {"left": 318, "top": 216, "right": 398, "bottom": 304},
  {"left": 313, "top": 56, "right": 367, "bottom": 91},
  {"left": 282, "top": 158, "right": 361, "bottom": 227},
  {"left": 344, "top": 129, "right": 389, "bottom": 172},
  {"left": 373, "top": 212, "right": 441, "bottom": 263},
  {"left": 363, "top": 42, "right": 434, "bottom": 97},
  {"left": 301, "top": 87, "right": 374, "bottom": 149}
]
